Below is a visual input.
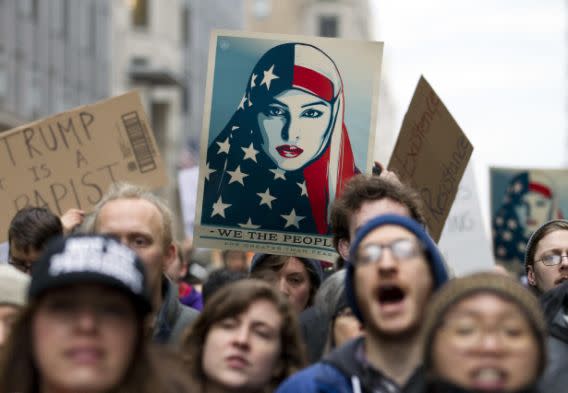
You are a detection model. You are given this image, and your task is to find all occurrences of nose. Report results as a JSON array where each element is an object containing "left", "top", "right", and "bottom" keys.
[
  {"left": 478, "top": 332, "right": 505, "bottom": 354},
  {"left": 277, "top": 277, "right": 290, "bottom": 297},
  {"left": 75, "top": 307, "right": 98, "bottom": 333},
  {"left": 0, "top": 322, "right": 7, "bottom": 348},
  {"left": 376, "top": 249, "right": 398, "bottom": 275},
  {"left": 281, "top": 115, "right": 298, "bottom": 142},
  {"left": 233, "top": 324, "right": 251, "bottom": 348},
  {"left": 560, "top": 255, "right": 568, "bottom": 268}
]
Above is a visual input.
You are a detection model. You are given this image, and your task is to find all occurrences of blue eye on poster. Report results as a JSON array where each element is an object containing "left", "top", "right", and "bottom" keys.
[
  {"left": 491, "top": 167, "right": 566, "bottom": 275},
  {"left": 193, "top": 31, "right": 383, "bottom": 261}
]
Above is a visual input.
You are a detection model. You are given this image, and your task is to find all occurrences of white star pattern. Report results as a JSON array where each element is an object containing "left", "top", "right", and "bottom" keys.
[
  {"left": 513, "top": 181, "right": 523, "bottom": 193},
  {"left": 231, "top": 125, "right": 239, "bottom": 132},
  {"left": 250, "top": 73, "right": 257, "bottom": 88},
  {"left": 238, "top": 94, "right": 247, "bottom": 110},
  {"left": 239, "top": 218, "right": 261, "bottom": 229},
  {"left": 227, "top": 165, "right": 248, "bottom": 186},
  {"left": 270, "top": 168, "right": 286, "bottom": 180},
  {"left": 297, "top": 181, "right": 308, "bottom": 197},
  {"left": 260, "top": 64, "right": 279, "bottom": 90},
  {"left": 257, "top": 188, "right": 277, "bottom": 209},
  {"left": 247, "top": 95, "right": 253, "bottom": 107},
  {"left": 203, "top": 162, "right": 216, "bottom": 181},
  {"left": 211, "top": 196, "right": 231, "bottom": 218},
  {"left": 216, "top": 138, "right": 230, "bottom": 155},
  {"left": 281, "top": 208, "right": 305, "bottom": 229},
  {"left": 242, "top": 143, "right": 259, "bottom": 162}
]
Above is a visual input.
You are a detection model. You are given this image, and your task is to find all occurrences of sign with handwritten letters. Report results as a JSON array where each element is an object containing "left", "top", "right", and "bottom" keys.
[
  {"left": 192, "top": 30, "right": 383, "bottom": 261},
  {"left": 388, "top": 76, "right": 473, "bottom": 242},
  {"left": 439, "top": 163, "right": 494, "bottom": 276},
  {"left": 0, "top": 91, "right": 167, "bottom": 243},
  {"left": 491, "top": 167, "right": 568, "bottom": 276}
]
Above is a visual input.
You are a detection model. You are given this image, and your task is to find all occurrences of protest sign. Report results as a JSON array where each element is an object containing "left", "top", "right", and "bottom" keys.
[
  {"left": 439, "top": 162, "right": 494, "bottom": 276},
  {"left": 192, "top": 30, "right": 383, "bottom": 261},
  {"left": 491, "top": 167, "right": 567, "bottom": 276},
  {"left": 178, "top": 166, "right": 199, "bottom": 238},
  {"left": 388, "top": 76, "right": 473, "bottom": 242},
  {"left": 0, "top": 91, "right": 166, "bottom": 243}
]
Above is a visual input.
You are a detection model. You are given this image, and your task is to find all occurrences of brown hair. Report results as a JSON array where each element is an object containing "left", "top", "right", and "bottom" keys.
[
  {"left": 0, "top": 299, "right": 191, "bottom": 393},
  {"left": 8, "top": 207, "right": 63, "bottom": 253},
  {"left": 250, "top": 254, "right": 319, "bottom": 308},
  {"left": 330, "top": 174, "right": 426, "bottom": 251},
  {"left": 180, "top": 279, "right": 307, "bottom": 393},
  {"left": 81, "top": 182, "right": 174, "bottom": 250}
]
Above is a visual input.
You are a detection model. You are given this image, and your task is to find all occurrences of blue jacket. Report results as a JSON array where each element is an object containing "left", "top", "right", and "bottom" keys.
[{"left": 276, "top": 337, "right": 425, "bottom": 393}]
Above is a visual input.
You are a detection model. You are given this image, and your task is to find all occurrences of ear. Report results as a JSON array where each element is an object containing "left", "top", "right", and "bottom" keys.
[
  {"left": 163, "top": 242, "right": 177, "bottom": 270},
  {"left": 338, "top": 238, "right": 350, "bottom": 261},
  {"left": 527, "top": 265, "right": 537, "bottom": 287}
]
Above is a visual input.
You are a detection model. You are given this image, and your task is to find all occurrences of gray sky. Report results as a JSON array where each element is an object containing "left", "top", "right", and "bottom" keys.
[{"left": 372, "top": 0, "right": 564, "bottom": 222}]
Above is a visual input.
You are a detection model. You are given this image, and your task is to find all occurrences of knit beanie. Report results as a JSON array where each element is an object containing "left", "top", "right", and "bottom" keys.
[
  {"left": 0, "top": 265, "right": 30, "bottom": 307},
  {"left": 250, "top": 253, "right": 323, "bottom": 288},
  {"left": 524, "top": 219, "right": 568, "bottom": 272},
  {"left": 346, "top": 214, "right": 449, "bottom": 323},
  {"left": 422, "top": 272, "right": 547, "bottom": 376}
]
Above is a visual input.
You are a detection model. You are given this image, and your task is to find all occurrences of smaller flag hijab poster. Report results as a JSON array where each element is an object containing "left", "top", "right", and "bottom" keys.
[
  {"left": 491, "top": 167, "right": 568, "bottom": 276},
  {"left": 193, "top": 31, "right": 383, "bottom": 261}
]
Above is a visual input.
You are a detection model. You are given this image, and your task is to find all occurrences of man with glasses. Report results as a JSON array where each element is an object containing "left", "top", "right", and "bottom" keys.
[
  {"left": 524, "top": 219, "right": 568, "bottom": 392},
  {"left": 8, "top": 207, "right": 63, "bottom": 274},
  {"left": 525, "top": 219, "right": 568, "bottom": 294},
  {"left": 277, "top": 214, "right": 449, "bottom": 393}
]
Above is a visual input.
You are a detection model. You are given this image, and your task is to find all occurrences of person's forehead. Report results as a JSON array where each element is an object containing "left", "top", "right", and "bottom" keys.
[
  {"left": 444, "top": 292, "right": 525, "bottom": 321},
  {"left": 98, "top": 198, "right": 163, "bottom": 229},
  {"left": 536, "top": 229, "right": 568, "bottom": 253},
  {"left": 352, "top": 198, "right": 411, "bottom": 233}
]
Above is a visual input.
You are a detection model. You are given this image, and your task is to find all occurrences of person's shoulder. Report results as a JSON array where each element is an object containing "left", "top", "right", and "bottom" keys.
[{"left": 276, "top": 362, "right": 350, "bottom": 393}]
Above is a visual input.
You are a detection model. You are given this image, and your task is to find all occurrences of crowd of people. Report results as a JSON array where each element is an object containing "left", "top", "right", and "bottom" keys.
[{"left": 2, "top": 169, "right": 568, "bottom": 393}]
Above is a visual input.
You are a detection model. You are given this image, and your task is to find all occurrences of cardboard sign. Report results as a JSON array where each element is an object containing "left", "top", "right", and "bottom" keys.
[
  {"left": 178, "top": 166, "right": 200, "bottom": 238},
  {"left": 491, "top": 167, "right": 567, "bottom": 276},
  {"left": 0, "top": 91, "right": 166, "bottom": 243},
  {"left": 388, "top": 76, "right": 473, "bottom": 242},
  {"left": 193, "top": 30, "right": 383, "bottom": 261},
  {"left": 439, "top": 162, "right": 494, "bottom": 276}
]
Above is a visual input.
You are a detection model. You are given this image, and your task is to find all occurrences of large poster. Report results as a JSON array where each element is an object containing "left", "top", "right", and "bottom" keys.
[
  {"left": 491, "top": 167, "right": 566, "bottom": 275},
  {"left": 193, "top": 31, "right": 383, "bottom": 261}
]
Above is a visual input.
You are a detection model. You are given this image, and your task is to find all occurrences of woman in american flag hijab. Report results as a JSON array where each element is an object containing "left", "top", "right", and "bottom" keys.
[{"left": 203, "top": 43, "right": 358, "bottom": 235}]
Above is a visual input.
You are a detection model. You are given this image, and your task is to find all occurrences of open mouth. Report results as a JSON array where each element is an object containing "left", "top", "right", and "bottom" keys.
[
  {"left": 378, "top": 285, "right": 406, "bottom": 305},
  {"left": 276, "top": 145, "right": 304, "bottom": 158},
  {"left": 471, "top": 368, "right": 507, "bottom": 390}
]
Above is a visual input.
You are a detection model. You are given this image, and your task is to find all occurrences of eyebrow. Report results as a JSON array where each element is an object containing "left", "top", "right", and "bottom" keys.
[
  {"left": 269, "top": 98, "right": 288, "bottom": 108},
  {"left": 301, "top": 100, "right": 328, "bottom": 108}
]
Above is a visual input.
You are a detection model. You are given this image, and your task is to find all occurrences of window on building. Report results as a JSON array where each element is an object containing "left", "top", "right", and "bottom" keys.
[
  {"left": 131, "top": 0, "right": 148, "bottom": 28},
  {"left": 32, "top": 0, "right": 39, "bottom": 21},
  {"left": 319, "top": 15, "right": 338, "bottom": 37},
  {"left": 181, "top": 6, "right": 190, "bottom": 46},
  {"left": 62, "top": 0, "right": 69, "bottom": 40}
]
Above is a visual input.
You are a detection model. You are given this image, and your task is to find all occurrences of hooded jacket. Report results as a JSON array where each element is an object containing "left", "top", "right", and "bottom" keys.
[
  {"left": 538, "top": 280, "right": 568, "bottom": 393},
  {"left": 153, "top": 276, "right": 200, "bottom": 345},
  {"left": 276, "top": 337, "right": 425, "bottom": 393}
]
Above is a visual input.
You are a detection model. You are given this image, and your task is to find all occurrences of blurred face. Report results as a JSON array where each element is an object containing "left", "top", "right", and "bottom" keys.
[
  {"left": 332, "top": 307, "right": 363, "bottom": 348},
  {"left": 225, "top": 250, "right": 248, "bottom": 272},
  {"left": 257, "top": 89, "right": 332, "bottom": 171},
  {"left": 258, "top": 257, "right": 311, "bottom": 314},
  {"left": 432, "top": 293, "right": 540, "bottom": 391},
  {"left": 515, "top": 191, "right": 553, "bottom": 237},
  {"left": 33, "top": 285, "right": 138, "bottom": 393},
  {"left": 8, "top": 245, "right": 42, "bottom": 275},
  {"left": 0, "top": 305, "right": 20, "bottom": 353},
  {"left": 96, "top": 198, "right": 173, "bottom": 297},
  {"left": 353, "top": 225, "right": 433, "bottom": 338},
  {"left": 338, "top": 198, "right": 411, "bottom": 260},
  {"left": 528, "top": 229, "right": 568, "bottom": 293},
  {"left": 202, "top": 299, "right": 283, "bottom": 392}
]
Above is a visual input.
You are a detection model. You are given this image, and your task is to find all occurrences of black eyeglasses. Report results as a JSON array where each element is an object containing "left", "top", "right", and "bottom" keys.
[
  {"left": 8, "top": 257, "right": 33, "bottom": 273},
  {"left": 535, "top": 253, "right": 568, "bottom": 267},
  {"left": 355, "top": 239, "right": 424, "bottom": 266}
]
